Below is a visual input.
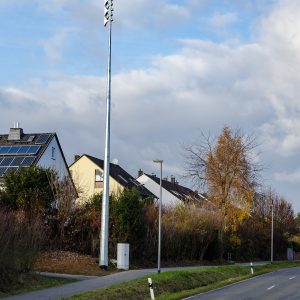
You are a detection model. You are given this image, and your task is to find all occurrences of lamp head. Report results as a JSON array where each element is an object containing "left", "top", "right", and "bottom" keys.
[{"left": 153, "top": 160, "right": 163, "bottom": 164}]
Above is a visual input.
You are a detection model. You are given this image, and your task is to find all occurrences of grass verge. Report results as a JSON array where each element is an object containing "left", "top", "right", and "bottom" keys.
[
  {"left": 0, "top": 274, "right": 77, "bottom": 298},
  {"left": 64, "top": 261, "right": 300, "bottom": 300}
]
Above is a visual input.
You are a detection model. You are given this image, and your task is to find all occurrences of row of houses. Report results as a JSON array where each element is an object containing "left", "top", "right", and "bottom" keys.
[{"left": 0, "top": 126, "right": 204, "bottom": 206}]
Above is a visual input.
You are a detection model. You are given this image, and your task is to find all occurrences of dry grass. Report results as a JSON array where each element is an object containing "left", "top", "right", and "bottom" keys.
[
  {"left": 34, "top": 251, "right": 117, "bottom": 276},
  {"left": 0, "top": 274, "right": 76, "bottom": 298}
]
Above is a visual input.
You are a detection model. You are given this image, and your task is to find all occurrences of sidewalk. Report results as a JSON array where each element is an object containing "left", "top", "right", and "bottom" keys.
[
  {"left": 4, "top": 269, "right": 157, "bottom": 300},
  {"left": 3, "top": 262, "right": 268, "bottom": 300}
]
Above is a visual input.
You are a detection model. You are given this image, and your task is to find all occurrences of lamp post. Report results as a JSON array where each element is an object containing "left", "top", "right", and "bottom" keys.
[
  {"left": 100, "top": 0, "right": 114, "bottom": 270},
  {"left": 153, "top": 160, "right": 163, "bottom": 274},
  {"left": 271, "top": 200, "right": 274, "bottom": 263}
]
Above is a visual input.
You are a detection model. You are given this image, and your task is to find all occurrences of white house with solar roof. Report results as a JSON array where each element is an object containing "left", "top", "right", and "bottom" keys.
[{"left": 0, "top": 125, "right": 70, "bottom": 180}]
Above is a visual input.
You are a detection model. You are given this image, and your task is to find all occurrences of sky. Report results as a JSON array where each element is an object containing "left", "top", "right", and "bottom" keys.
[{"left": 1, "top": 0, "right": 300, "bottom": 212}]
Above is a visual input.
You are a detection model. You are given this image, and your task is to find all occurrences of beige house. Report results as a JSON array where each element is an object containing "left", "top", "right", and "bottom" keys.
[{"left": 69, "top": 154, "right": 155, "bottom": 203}]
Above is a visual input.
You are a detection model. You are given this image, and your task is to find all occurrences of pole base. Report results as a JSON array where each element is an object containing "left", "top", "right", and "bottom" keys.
[{"left": 100, "top": 265, "right": 108, "bottom": 271}]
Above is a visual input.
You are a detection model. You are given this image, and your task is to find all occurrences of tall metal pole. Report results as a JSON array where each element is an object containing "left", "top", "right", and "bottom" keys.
[
  {"left": 271, "top": 201, "right": 274, "bottom": 263},
  {"left": 100, "top": 0, "right": 113, "bottom": 270},
  {"left": 154, "top": 160, "right": 163, "bottom": 274}
]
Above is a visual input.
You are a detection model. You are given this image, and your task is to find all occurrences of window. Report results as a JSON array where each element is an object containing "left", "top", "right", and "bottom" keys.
[
  {"left": 95, "top": 169, "right": 103, "bottom": 188},
  {"left": 51, "top": 147, "right": 56, "bottom": 160}
]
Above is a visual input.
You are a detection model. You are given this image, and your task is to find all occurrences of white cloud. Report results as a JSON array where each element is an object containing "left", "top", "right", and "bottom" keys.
[
  {"left": 275, "top": 169, "right": 300, "bottom": 183},
  {"left": 39, "top": 28, "right": 77, "bottom": 63},
  {"left": 34, "top": 0, "right": 190, "bottom": 30},
  {"left": 207, "top": 12, "right": 238, "bottom": 29}
]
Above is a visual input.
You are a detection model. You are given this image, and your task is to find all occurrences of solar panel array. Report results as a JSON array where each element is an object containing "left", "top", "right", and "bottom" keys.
[
  {"left": 0, "top": 145, "right": 41, "bottom": 155},
  {"left": 0, "top": 156, "right": 35, "bottom": 177},
  {"left": 0, "top": 133, "right": 52, "bottom": 178}
]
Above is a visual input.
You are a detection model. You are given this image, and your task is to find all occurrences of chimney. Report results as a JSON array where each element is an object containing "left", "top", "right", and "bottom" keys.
[
  {"left": 138, "top": 169, "right": 144, "bottom": 177},
  {"left": 171, "top": 175, "right": 176, "bottom": 184},
  {"left": 74, "top": 155, "right": 81, "bottom": 162},
  {"left": 8, "top": 124, "right": 23, "bottom": 141}
]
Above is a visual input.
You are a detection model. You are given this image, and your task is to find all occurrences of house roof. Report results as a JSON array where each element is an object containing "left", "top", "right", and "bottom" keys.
[
  {"left": 0, "top": 130, "right": 55, "bottom": 178},
  {"left": 144, "top": 173, "right": 204, "bottom": 204},
  {"left": 82, "top": 154, "right": 156, "bottom": 199}
]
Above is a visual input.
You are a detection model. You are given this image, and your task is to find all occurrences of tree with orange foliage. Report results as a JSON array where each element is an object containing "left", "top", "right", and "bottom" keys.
[{"left": 184, "top": 126, "right": 261, "bottom": 231}]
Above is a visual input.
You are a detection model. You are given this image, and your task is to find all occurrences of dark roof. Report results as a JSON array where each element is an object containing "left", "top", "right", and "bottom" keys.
[
  {"left": 0, "top": 131, "right": 55, "bottom": 178},
  {"left": 145, "top": 173, "right": 204, "bottom": 204},
  {"left": 84, "top": 154, "right": 156, "bottom": 199}
]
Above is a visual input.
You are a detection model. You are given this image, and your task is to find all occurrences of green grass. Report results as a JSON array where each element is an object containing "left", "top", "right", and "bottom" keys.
[
  {"left": 0, "top": 274, "right": 77, "bottom": 298},
  {"left": 65, "top": 262, "right": 300, "bottom": 300}
]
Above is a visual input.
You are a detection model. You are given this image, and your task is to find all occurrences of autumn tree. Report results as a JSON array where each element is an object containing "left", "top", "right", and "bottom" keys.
[
  {"left": 238, "top": 189, "right": 297, "bottom": 260},
  {"left": 184, "top": 126, "right": 261, "bottom": 231}
]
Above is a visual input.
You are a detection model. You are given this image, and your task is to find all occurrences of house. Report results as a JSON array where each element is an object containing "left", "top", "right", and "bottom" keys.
[
  {"left": 137, "top": 170, "right": 204, "bottom": 206},
  {"left": 69, "top": 154, "right": 156, "bottom": 203},
  {"left": 0, "top": 125, "right": 71, "bottom": 181}
]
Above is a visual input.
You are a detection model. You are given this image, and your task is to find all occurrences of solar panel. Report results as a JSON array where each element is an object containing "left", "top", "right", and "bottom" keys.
[
  {"left": 10, "top": 157, "right": 25, "bottom": 166},
  {"left": 20, "top": 157, "right": 35, "bottom": 166},
  {"left": 0, "top": 167, "right": 7, "bottom": 176},
  {"left": 27, "top": 145, "right": 40, "bottom": 154},
  {"left": 17, "top": 146, "right": 31, "bottom": 154},
  {"left": 0, "top": 156, "right": 35, "bottom": 168},
  {"left": 35, "top": 134, "right": 50, "bottom": 144},
  {"left": 0, "top": 157, "right": 14, "bottom": 166},
  {"left": 8, "top": 146, "right": 20, "bottom": 154},
  {"left": 28, "top": 135, "right": 35, "bottom": 142},
  {"left": 0, "top": 147, "right": 10, "bottom": 154},
  {"left": 0, "top": 145, "right": 40, "bottom": 156}
]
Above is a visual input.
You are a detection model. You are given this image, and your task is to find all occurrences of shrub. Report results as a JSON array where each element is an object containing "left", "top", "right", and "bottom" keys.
[
  {"left": 0, "top": 166, "right": 54, "bottom": 214},
  {"left": 162, "top": 204, "right": 222, "bottom": 261},
  {"left": 0, "top": 209, "right": 45, "bottom": 291}
]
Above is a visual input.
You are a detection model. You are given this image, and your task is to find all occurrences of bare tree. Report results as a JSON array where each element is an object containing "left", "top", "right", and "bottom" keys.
[{"left": 47, "top": 171, "right": 78, "bottom": 245}]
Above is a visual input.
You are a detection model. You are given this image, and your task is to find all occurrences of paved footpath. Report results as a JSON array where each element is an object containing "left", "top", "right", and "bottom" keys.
[{"left": 3, "top": 262, "right": 268, "bottom": 300}]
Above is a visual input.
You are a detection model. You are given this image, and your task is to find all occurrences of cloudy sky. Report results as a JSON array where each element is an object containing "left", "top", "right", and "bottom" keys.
[{"left": 1, "top": 0, "right": 300, "bottom": 211}]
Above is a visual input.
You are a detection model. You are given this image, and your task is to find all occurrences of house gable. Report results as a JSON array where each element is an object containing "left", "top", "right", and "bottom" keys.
[
  {"left": 137, "top": 173, "right": 203, "bottom": 206},
  {"left": 69, "top": 154, "right": 156, "bottom": 202},
  {"left": 0, "top": 128, "right": 69, "bottom": 180},
  {"left": 69, "top": 155, "right": 124, "bottom": 203}
]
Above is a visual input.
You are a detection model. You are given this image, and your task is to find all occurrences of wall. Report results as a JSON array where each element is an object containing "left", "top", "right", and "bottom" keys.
[
  {"left": 37, "top": 136, "right": 69, "bottom": 179},
  {"left": 69, "top": 155, "right": 123, "bottom": 204},
  {"left": 137, "top": 174, "right": 181, "bottom": 206}
]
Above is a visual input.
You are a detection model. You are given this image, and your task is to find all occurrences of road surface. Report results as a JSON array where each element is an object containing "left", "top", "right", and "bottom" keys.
[
  {"left": 187, "top": 267, "right": 300, "bottom": 300},
  {"left": 3, "top": 262, "right": 267, "bottom": 300}
]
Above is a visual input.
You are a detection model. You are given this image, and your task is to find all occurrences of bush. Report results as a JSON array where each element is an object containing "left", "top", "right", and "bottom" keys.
[
  {"left": 1, "top": 166, "right": 54, "bottom": 214},
  {"left": 162, "top": 204, "right": 222, "bottom": 261},
  {"left": 0, "top": 209, "right": 45, "bottom": 291}
]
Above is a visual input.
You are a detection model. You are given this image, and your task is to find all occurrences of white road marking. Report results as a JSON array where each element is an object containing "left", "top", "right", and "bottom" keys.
[
  {"left": 289, "top": 276, "right": 296, "bottom": 280},
  {"left": 267, "top": 285, "right": 275, "bottom": 290}
]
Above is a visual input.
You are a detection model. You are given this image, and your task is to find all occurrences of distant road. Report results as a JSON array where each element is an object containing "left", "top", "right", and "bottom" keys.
[{"left": 187, "top": 267, "right": 300, "bottom": 300}]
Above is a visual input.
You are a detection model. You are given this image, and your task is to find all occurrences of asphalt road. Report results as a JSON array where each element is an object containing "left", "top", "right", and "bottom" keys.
[
  {"left": 3, "top": 262, "right": 268, "bottom": 300},
  {"left": 187, "top": 267, "right": 300, "bottom": 300}
]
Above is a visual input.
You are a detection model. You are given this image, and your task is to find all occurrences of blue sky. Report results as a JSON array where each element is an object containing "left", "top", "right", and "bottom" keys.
[{"left": 1, "top": 0, "right": 300, "bottom": 212}]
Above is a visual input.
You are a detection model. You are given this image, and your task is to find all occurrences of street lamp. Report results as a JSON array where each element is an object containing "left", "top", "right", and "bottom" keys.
[
  {"left": 100, "top": 0, "right": 114, "bottom": 270},
  {"left": 153, "top": 159, "right": 163, "bottom": 274},
  {"left": 270, "top": 200, "right": 274, "bottom": 263}
]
